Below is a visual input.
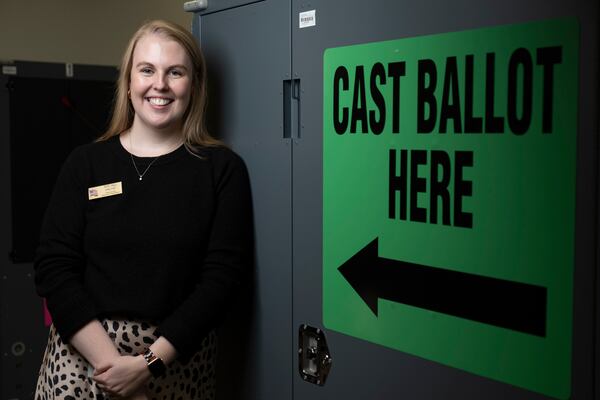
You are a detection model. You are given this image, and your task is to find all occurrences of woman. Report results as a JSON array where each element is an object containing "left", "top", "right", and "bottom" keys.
[{"left": 34, "top": 20, "right": 252, "bottom": 400}]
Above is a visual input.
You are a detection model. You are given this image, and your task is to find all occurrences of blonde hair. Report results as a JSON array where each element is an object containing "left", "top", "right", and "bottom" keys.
[{"left": 97, "top": 19, "right": 221, "bottom": 149}]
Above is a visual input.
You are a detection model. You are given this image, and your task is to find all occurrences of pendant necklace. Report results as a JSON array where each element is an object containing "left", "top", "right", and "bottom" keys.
[{"left": 129, "top": 133, "right": 159, "bottom": 181}]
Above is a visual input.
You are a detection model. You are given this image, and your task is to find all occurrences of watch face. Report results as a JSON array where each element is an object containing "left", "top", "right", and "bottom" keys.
[{"left": 148, "top": 357, "right": 166, "bottom": 377}]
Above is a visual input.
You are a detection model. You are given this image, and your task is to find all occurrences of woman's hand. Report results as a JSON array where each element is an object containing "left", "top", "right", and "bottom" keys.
[{"left": 93, "top": 355, "right": 151, "bottom": 397}]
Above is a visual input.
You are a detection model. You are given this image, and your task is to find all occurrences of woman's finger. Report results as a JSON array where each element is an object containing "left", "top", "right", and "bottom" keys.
[
  {"left": 94, "top": 363, "right": 112, "bottom": 375},
  {"left": 93, "top": 373, "right": 107, "bottom": 384}
]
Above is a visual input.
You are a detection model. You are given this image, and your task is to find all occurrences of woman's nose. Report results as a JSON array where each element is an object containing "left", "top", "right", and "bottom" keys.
[{"left": 153, "top": 73, "right": 168, "bottom": 90}]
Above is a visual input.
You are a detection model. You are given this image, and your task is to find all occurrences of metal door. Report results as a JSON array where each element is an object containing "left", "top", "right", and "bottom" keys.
[
  {"left": 291, "top": 1, "right": 598, "bottom": 400},
  {"left": 196, "top": 2, "right": 293, "bottom": 399}
]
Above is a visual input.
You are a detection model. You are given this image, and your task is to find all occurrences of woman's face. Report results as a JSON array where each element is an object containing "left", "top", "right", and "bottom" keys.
[{"left": 129, "top": 33, "right": 193, "bottom": 134}]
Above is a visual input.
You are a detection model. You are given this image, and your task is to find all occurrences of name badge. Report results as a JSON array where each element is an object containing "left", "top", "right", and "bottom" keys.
[{"left": 88, "top": 182, "right": 123, "bottom": 200}]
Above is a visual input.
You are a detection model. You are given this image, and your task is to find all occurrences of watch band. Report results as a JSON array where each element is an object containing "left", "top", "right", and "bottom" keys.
[{"left": 142, "top": 349, "right": 166, "bottom": 378}]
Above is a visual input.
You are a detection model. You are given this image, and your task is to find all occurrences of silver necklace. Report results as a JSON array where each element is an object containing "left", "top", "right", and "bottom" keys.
[{"left": 129, "top": 133, "right": 159, "bottom": 181}]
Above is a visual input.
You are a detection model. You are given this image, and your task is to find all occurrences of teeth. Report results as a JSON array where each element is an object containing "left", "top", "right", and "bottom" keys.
[{"left": 148, "top": 98, "right": 171, "bottom": 106}]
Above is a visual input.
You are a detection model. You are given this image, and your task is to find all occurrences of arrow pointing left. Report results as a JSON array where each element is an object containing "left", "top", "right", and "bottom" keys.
[{"left": 338, "top": 238, "right": 547, "bottom": 337}]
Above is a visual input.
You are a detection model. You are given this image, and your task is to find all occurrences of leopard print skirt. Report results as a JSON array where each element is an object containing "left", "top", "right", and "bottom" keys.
[{"left": 35, "top": 318, "right": 217, "bottom": 400}]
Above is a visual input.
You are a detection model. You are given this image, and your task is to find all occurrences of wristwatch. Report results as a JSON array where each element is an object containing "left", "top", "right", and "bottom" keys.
[{"left": 142, "top": 349, "right": 166, "bottom": 378}]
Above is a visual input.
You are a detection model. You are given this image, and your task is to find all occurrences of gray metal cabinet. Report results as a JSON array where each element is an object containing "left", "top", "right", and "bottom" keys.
[{"left": 195, "top": 1, "right": 599, "bottom": 399}]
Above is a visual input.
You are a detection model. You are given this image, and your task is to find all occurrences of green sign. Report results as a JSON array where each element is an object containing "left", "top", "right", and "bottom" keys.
[{"left": 323, "top": 18, "right": 578, "bottom": 399}]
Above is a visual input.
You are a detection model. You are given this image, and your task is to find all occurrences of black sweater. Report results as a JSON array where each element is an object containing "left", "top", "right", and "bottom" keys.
[{"left": 34, "top": 135, "right": 253, "bottom": 360}]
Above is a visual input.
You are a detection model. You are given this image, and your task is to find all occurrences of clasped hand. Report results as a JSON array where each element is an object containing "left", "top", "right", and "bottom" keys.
[{"left": 93, "top": 355, "right": 152, "bottom": 399}]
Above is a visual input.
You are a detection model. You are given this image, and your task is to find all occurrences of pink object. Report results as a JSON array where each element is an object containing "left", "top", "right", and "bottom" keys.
[{"left": 43, "top": 299, "right": 52, "bottom": 327}]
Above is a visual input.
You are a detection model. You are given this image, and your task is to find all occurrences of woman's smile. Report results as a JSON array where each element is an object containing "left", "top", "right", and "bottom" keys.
[{"left": 146, "top": 97, "right": 174, "bottom": 107}]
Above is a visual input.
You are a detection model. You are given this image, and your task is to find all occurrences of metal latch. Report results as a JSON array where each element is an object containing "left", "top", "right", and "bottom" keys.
[
  {"left": 298, "top": 324, "right": 332, "bottom": 386},
  {"left": 183, "top": 0, "right": 207, "bottom": 12}
]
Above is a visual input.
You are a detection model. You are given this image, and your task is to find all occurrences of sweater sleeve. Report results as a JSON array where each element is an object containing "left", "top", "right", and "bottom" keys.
[
  {"left": 34, "top": 147, "right": 99, "bottom": 340},
  {"left": 157, "top": 149, "right": 253, "bottom": 361}
]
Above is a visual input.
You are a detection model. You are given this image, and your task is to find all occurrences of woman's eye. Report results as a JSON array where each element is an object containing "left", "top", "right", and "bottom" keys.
[
  {"left": 169, "top": 69, "right": 183, "bottom": 77},
  {"left": 140, "top": 68, "right": 153, "bottom": 74}
]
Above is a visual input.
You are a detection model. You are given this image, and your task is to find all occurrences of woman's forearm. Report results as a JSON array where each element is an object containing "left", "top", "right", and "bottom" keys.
[
  {"left": 149, "top": 336, "right": 177, "bottom": 365},
  {"left": 68, "top": 320, "right": 120, "bottom": 369},
  {"left": 70, "top": 319, "right": 177, "bottom": 368}
]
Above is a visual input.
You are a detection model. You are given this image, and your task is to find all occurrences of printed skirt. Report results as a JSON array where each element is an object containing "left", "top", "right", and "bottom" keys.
[{"left": 35, "top": 318, "right": 217, "bottom": 400}]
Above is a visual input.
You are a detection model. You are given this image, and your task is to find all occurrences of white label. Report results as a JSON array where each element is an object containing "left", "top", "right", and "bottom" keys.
[
  {"left": 2, "top": 65, "right": 17, "bottom": 75},
  {"left": 299, "top": 10, "right": 316, "bottom": 29},
  {"left": 65, "top": 63, "right": 74, "bottom": 78}
]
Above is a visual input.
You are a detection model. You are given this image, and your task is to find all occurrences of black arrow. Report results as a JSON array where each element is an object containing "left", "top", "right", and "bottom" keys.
[{"left": 338, "top": 238, "right": 547, "bottom": 337}]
